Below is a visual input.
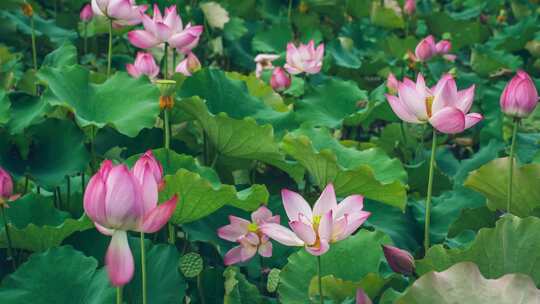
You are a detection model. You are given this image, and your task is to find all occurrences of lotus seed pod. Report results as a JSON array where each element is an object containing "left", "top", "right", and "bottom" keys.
[
  {"left": 267, "top": 268, "right": 281, "bottom": 293},
  {"left": 179, "top": 252, "right": 203, "bottom": 278}
]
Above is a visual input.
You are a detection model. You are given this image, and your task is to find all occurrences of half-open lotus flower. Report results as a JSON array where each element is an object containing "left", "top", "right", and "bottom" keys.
[
  {"left": 126, "top": 52, "right": 160, "bottom": 79},
  {"left": 284, "top": 40, "right": 324, "bottom": 75},
  {"left": 128, "top": 4, "right": 203, "bottom": 54},
  {"left": 91, "top": 0, "right": 147, "bottom": 26},
  {"left": 175, "top": 52, "right": 201, "bottom": 76},
  {"left": 254, "top": 53, "right": 280, "bottom": 78},
  {"left": 261, "top": 184, "right": 370, "bottom": 256},
  {"left": 0, "top": 167, "right": 19, "bottom": 207},
  {"left": 385, "top": 73, "right": 483, "bottom": 134},
  {"left": 84, "top": 151, "right": 177, "bottom": 286},
  {"left": 217, "top": 206, "right": 280, "bottom": 265}
]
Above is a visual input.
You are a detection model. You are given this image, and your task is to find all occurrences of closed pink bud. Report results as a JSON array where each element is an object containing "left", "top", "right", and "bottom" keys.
[
  {"left": 435, "top": 40, "right": 451, "bottom": 54},
  {"left": 270, "top": 67, "right": 291, "bottom": 92},
  {"left": 382, "top": 245, "right": 415, "bottom": 276},
  {"left": 404, "top": 0, "right": 415, "bottom": 15},
  {"left": 175, "top": 52, "right": 201, "bottom": 76},
  {"left": 80, "top": 4, "right": 93, "bottom": 22},
  {"left": 386, "top": 72, "right": 399, "bottom": 95},
  {"left": 0, "top": 167, "right": 14, "bottom": 200},
  {"left": 500, "top": 70, "right": 539, "bottom": 118},
  {"left": 132, "top": 150, "right": 163, "bottom": 185},
  {"left": 356, "top": 288, "right": 373, "bottom": 304},
  {"left": 126, "top": 52, "right": 160, "bottom": 79},
  {"left": 415, "top": 35, "right": 436, "bottom": 62}
]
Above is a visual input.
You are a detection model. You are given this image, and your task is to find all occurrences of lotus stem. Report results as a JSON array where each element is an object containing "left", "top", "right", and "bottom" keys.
[
  {"left": 83, "top": 22, "right": 88, "bottom": 55},
  {"left": 116, "top": 286, "right": 122, "bottom": 304},
  {"left": 507, "top": 118, "right": 520, "bottom": 213},
  {"left": 1, "top": 206, "right": 16, "bottom": 270},
  {"left": 288, "top": 0, "right": 293, "bottom": 23},
  {"left": 30, "top": 15, "right": 37, "bottom": 71},
  {"left": 317, "top": 255, "right": 323, "bottom": 304},
  {"left": 66, "top": 176, "right": 71, "bottom": 212},
  {"left": 107, "top": 19, "right": 113, "bottom": 77},
  {"left": 168, "top": 222, "right": 175, "bottom": 244},
  {"left": 424, "top": 129, "right": 437, "bottom": 252},
  {"left": 140, "top": 232, "right": 147, "bottom": 304}
]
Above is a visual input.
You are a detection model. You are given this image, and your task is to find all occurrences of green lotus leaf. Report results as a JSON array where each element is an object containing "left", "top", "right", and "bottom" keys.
[
  {"left": 417, "top": 215, "right": 540, "bottom": 285},
  {"left": 281, "top": 126, "right": 407, "bottom": 209},
  {"left": 0, "top": 246, "right": 115, "bottom": 303},
  {"left": 37, "top": 65, "right": 160, "bottom": 137},
  {"left": 0, "top": 90, "right": 10, "bottom": 124},
  {"left": 6, "top": 93, "right": 49, "bottom": 134},
  {"left": 224, "top": 266, "right": 263, "bottom": 304},
  {"left": 278, "top": 230, "right": 391, "bottom": 304},
  {"left": 396, "top": 262, "right": 540, "bottom": 304},
  {"left": 464, "top": 157, "right": 540, "bottom": 216}
]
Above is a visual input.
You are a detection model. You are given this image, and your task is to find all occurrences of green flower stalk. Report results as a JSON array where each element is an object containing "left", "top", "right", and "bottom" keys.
[{"left": 424, "top": 129, "right": 437, "bottom": 251}]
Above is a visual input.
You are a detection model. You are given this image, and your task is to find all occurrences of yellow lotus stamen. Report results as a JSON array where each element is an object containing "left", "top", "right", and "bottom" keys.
[
  {"left": 247, "top": 223, "right": 259, "bottom": 233},
  {"left": 425, "top": 95, "right": 434, "bottom": 117}
]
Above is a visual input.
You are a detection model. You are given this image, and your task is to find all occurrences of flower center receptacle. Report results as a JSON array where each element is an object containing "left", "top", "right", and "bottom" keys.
[
  {"left": 425, "top": 95, "right": 434, "bottom": 117},
  {"left": 247, "top": 223, "right": 259, "bottom": 233}
]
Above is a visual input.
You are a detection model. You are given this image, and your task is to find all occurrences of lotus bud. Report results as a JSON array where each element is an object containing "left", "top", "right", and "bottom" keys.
[
  {"left": 500, "top": 70, "right": 539, "bottom": 118},
  {"left": 22, "top": 3, "right": 33, "bottom": 17},
  {"left": 270, "top": 67, "right": 291, "bottom": 92},
  {"left": 403, "top": 0, "right": 415, "bottom": 16},
  {"left": 414, "top": 36, "right": 436, "bottom": 62},
  {"left": 356, "top": 288, "right": 373, "bottom": 304},
  {"left": 80, "top": 4, "right": 93, "bottom": 22},
  {"left": 382, "top": 245, "right": 415, "bottom": 276},
  {"left": 435, "top": 40, "right": 452, "bottom": 54}
]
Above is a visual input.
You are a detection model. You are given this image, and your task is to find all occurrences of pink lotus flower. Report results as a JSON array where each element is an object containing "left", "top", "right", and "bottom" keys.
[
  {"left": 254, "top": 54, "right": 280, "bottom": 78},
  {"left": 261, "top": 184, "right": 370, "bottom": 256},
  {"left": 387, "top": 72, "right": 399, "bottom": 95},
  {"left": 500, "top": 70, "right": 539, "bottom": 118},
  {"left": 270, "top": 67, "right": 291, "bottom": 92},
  {"left": 128, "top": 4, "right": 203, "bottom": 54},
  {"left": 414, "top": 35, "right": 453, "bottom": 62},
  {"left": 435, "top": 40, "right": 451, "bottom": 54},
  {"left": 356, "top": 288, "right": 373, "bottom": 304},
  {"left": 126, "top": 52, "right": 160, "bottom": 79},
  {"left": 385, "top": 73, "right": 483, "bottom": 134},
  {"left": 84, "top": 153, "right": 178, "bottom": 286},
  {"left": 175, "top": 52, "right": 201, "bottom": 76},
  {"left": 284, "top": 40, "right": 324, "bottom": 75},
  {"left": 217, "top": 206, "right": 280, "bottom": 265},
  {"left": 80, "top": 4, "right": 94, "bottom": 22},
  {"left": 0, "top": 167, "right": 19, "bottom": 207},
  {"left": 404, "top": 0, "right": 415, "bottom": 16},
  {"left": 382, "top": 245, "right": 415, "bottom": 276},
  {"left": 91, "top": 0, "right": 147, "bottom": 26}
]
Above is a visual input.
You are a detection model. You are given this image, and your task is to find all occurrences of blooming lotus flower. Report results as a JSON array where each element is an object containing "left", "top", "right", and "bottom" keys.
[
  {"left": 385, "top": 73, "right": 483, "bottom": 134},
  {"left": 284, "top": 40, "right": 324, "bottom": 75},
  {"left": 91, "top": 0, "right": 147, "bottom": 26},
  {"left": 0, "top": 167, "right": 19, "bottom": 207},
  {"left": 128, "top": 4, "right": 203, "bottom": 54},
  {"left": 270, "top": 67, "right": 291, "bottom": 92},
  {"left": 500, "top": 70, "right": 539, "bottom": 118},
  {"left": 254, "top": 54, "right": 280, "bottom": 78},
  {"left": 261, "top": 184, "right": 370, "bottom": 256},
  {"left": 404, "top": 0, "right": 415, "bottom": 16},
  {"left": 84, "top": 156, "right": 178, "bottom": 286},
  {"left": 387, "top": 72, "right": 399, "bottom": 95},
  {"left": 217, "top": 206, "right": 280, "bottom": 265},
  {"left": 175, "top": 52, "right": 201, "bottom": 76},
  {"left": 126, "top": 52, "right": 160, "bottom": 79},
  {"left": 80, "top": 4, "right": 94, "bottom": 22},
  {"left": 382, "top": 245, "right": 415, "bottom": 276}
]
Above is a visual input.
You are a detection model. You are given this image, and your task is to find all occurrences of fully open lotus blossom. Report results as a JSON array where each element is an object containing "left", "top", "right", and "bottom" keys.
[
  {"left": 270, "top": 67, "right": 291, "bottom": 92},
  {"left": 128, "top": 4, "right": 203, "bottom": 54},
  {"left": 385, "top": 73, "right": 483, "bottom": 134},
  {"left": 126, "top": 52, "right": 160, "bottom": 79},
  {"left": 84, "top": 155, "right": 178, "bottom": 286},
  {"left": 382, "top": 245, "right": 415, "bottom": 276},
  {"left": 261, "top": 184, "right": 370, "bottom": 256},
  {"left": 500, "top": 70, "right": 539, "bottom": 118},
  {"left": 404, "top": 0, "right": 415, "bottom": 16},
  {"left": 0, "top": 167, "right": 19, "bottom": 207},
  {"left": 175, "top": 52, "right": 201, "bottom": 76},
  {"left": 91, "top": 0, "right": 147, "bottom": 26},
  {"left": 254, "top": 54, "right": 280, "bottom": 78},
  {"left": 80, "top": 4, "right": 94, "bottom": 22},
  {"left": 217, "top": 206, "right": 280, "bottom": 265},
  {"left": 284, "top": 40, "right": 324, "bottom": 75}
]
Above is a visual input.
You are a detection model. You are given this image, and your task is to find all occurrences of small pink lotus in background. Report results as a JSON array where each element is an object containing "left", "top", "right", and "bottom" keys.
[
  {"left": 128, "top": 4, "right": 203, "bottom": 54},
  {"left": 254, "top": 54, "right": 280, "bottom": 78},
  {"left": 500, "top": 70, "right": 539, "bottom": 118},
  {"left": 84, "top": 152, "right": 178, "bottom": 286},
  {"left": 385, "top": 73, "right": 483, "bottom": 134},
  {"left": 175, "top": 52, "right": 201, "bottom": 76},
  {"left": 284, "top": 40, "right": 324, "bottom": 75},
  {"left": 91, "top": 0, "right": 147, "bottom": 26},
  {"left": 80, "top": 4, "right": 94, "bottom": 22},
  {"left": 404, "top": 0, "right": 415, "bottom": 16},
  {"left": 356, "top": 288, "right": 373, "bottom": 304},
  {"left": 217, "top": 206, "right": 280, "bottom": 265},
  {"left": 0, "top": 167, "right": 20, "bottom": 207},
  {"left": 126, "top": 52, "right": 160, "bottom": 79},
  {"left": 270, "top": 67, "right": 291, "bottom": 92},
  {"left": 414, "top": 35, "right": 453, "bottom": 62},
  {"left": 261, "top": 184, "right": 370, "bottom": 256}
]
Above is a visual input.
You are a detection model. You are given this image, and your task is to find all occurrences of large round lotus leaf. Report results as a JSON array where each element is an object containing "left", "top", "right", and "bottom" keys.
[
  {"left": 0, "top": 246, "right": 115, "bottom": 303},
  {"left": 37, "top": 65, "right": 160, "bottom": 137},
  {"left": 417, "top": 215, "right": 540, "bottom": 286},
  {"left": 396, "top": 262, "right": 540, "bottom": 304},
  {"left": 0, "top": 118, "right": 90, "bottom": 187},
  {"left": 278, "top": 230, "right": 391, "bottom": 304}
]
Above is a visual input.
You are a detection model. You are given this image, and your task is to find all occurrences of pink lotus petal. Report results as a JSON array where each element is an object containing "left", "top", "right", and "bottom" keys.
[
  {"left": 397, "top": 82, "right": 429, "bottom": 120},
  {"left": 104, "top": 165, "right": 143, "bottom": 229},
  {"left": 260, "top": 223, "right": 304, "bottom": 246},
  {"left": 385, "top": 94, "right": 421, "bottom": 123},
  {"left": 432, "top": 74, "right": 458, "bottom": 113},
  {"left": 429, "top": 107, "right": 465, "bottom": 134},
  {"left": 456, "top": 85, "right": 475, "bottom": 113},
  {"left": 128, "top": 30, "right": 160, "bottom": 49},
  {"left": 217, "top": 216, "right": 250, "bottom": 242},
  {"left": 251, "top": 205, "right": 273, "bottom": 224},
  {"left": 464, "top": 113, "right": 483, "bottom": 130},
  {"left": 223, "top": 246, "right": 243, "bottom": 265},
  {"left": 83, "top": 173, "right": 107, "bottom": 224},
  {"left": 306, "top": 239, "right": 330, "bottom": 256},
  {"left": 258, "top": 239, "right": 273, "bottom": 257},
  {"left": 281, "top": 189, "right": 313, "bottom": 221},
  {"left": 338, "top": 211, "right": 370, "bottom": 241},
  {"left": 95, "top": 222, "right": 114, "bottom": 236},
  {"left": 140, "top": 195, "right": 178, "bottom": 233},
  {"left": 335, "top": 195, "right": 364, "bottom": 219},
  {"left": 106, "top": 230, "right": 134, "bottom": 286},
  {"left": 313, "top": 184, "right": 337, "bottom": 217},
  {"left": 290, "top": 220, "right": 316, "bottom": 245},
  {"left": 318, "top": 210, "right": 333, "bottom": 242}
]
